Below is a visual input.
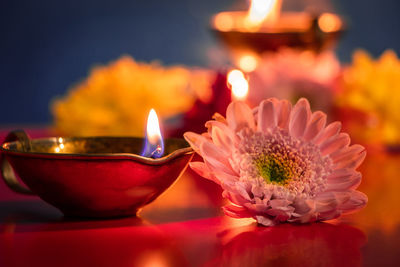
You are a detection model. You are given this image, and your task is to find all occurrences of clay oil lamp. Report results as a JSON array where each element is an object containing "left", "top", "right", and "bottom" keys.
[
  {"left": 0, "top": 109, "right": 193, "bottom": 218},
  {"left": 211, "top": 0, "right": 345, "bottom": 72}
]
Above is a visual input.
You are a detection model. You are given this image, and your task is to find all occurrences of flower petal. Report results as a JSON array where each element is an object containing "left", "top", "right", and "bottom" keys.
[
  {"left": 213, "top": 170, "right": 239, "bottom": 187},
  {"left": 257, "top": 98, "right": 279, "bottom": 132},
  {"left": 276, "top": 99, "right": 292, "bottom": 130},
  {"left": 222, "top": 190, "right": 248, "bottom": 206},
  {"left": 326, "top": 172, "right": 362, "bottom": 191},
  {"left": 313, "top": 121, "right": 341, "bottom": 145},
  {"left": 212, "top": 112, "right": 227, "bottom": 124},
  {"left": 244, "top": 202, "right": 269, "bottom": 213},
  {"left": 234, "top": 182, "right": 252, "bottom": 201},
  {"left": 292, "top": 198, "right": 315, "bottom": 215},
  {"left": 303, "top": 111, "right": 327, "bottom": 141},
  {"left": 318, "top": 210, "right": 341, "bottom": 221},
  {"left": 295, "top": 212, "right": 318, "bottom": 223},
  {"left": 184, "top": 132, "right": 209, "bottom": 154},
  {"left": 189, "top": 161, "right": 215, "bottom": 181},
  {"left": 289, "top": 98, "right": 311, "bottom": 138},
  {"left": 251, "top": 184, "right": 270, "bottom": 199},
  {"left": 255, "top": 215, "right": 275, "bottom": 226},
  {"left": 320, "top": 133, "right": 351, "bottom": 156},
  {"left": 208, "top": 121, "right": 236, "bottom": 155},
  {"left": 252, "top": 106, "right": 259, "bottom": 118},
  {"left": 200, "top": 141, "right": 235, "bottom": 176},
  {"left": 330, "top": 144, "right": 365, "bottom": 162},
  {"left": 316, "top": 190, "right": 351, "bottom": 203},
  {"left": 326, "top": 168, "right": 355, "bottom": 180},
  {"left": 334, "top": 148, "right": 366, "bottom": 170},
  {"left": 223, "top": 204, "right": 252, "bottom": 218},
  {"left": 315, "top": 191, "right": 351, "bottom": 213},
  {"left": 269, "top": 199, "right": 292, "bottom": 209},
  {"left": 338, "top": 190, "right": 368, "bottom": 214},
  {"left": 211, "top": 127, "right": 233, "bottom": 155},
  {"left": 226, "top": 101, "right": 256, "bottom": 132}
]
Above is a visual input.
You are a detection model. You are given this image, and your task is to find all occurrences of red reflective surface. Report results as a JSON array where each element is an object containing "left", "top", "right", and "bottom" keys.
[{"left": 1, "top": 129, "right": 400, "bottom": 267}]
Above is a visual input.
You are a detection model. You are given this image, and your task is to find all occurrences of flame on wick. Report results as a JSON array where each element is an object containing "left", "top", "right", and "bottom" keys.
[
  {"left": 142, "top": 109, "right": 164, "bottom": 158},
  {"left": 227, "top": 69, "right": 249, "bottom": 101},
  {"left": 147, "top": 109, "right": 162, "bottom": 145},
  {"left": 245, "top": 0, "right": 281, "bottom": 29}
]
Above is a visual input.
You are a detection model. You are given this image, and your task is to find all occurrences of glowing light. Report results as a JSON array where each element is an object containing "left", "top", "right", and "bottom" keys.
[
  {"left": 135, "top": 252, "right": 169, "bottom": 267},
  {"left": 227, "top": 69, "right": 249, "bottom": 101},
  {"left": 141, "top": 109, "right": 164, "bottom": 158},
  {"left": 55, "top": 137, "right": 64, "bottom": 153},
  {"left": 227, "top": 69, "right": 245, "bottom": 84},
  {"left": 245, "top": 0, "right": 281, "bottom": 29},
  {"left": 214, "top": 12, "right": 234, "bottom": 31},
  {"left": 237, "top": 54, "right": 259, "bottom": 72},
  {"left": 147, "top": 109, "right": 162, "bottom": 145},
  {"left": 318, "top": 13, "right": 342, "bottom": 33}
]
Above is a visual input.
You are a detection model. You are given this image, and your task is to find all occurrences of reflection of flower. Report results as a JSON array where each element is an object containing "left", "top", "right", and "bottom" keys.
[
  {"left": 51, "top": 56, "right": 212, "bottom": 136},
  {"left": 247, "top": 49, "right": 340, "bottom": 112},
  {"left": 207, "top": 223, "right": 366, "bottom": 267},
  {"left": 184, "top": 98, "right": 367, "bottom": 226},
  {"left": 336, "top": 50, "right": 400, "bottom": 145}
]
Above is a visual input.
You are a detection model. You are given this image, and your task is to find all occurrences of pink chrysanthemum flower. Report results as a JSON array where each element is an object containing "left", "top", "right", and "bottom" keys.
[{"left": 184, "top": 98, "right": 367, "bottom": 226}]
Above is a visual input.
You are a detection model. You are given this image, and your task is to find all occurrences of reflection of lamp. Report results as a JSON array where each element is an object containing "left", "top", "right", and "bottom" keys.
[
  {"left": 208, "top": 223, "right": 366, "bottom": 266},
  {"left": 211, "top": 0, "right": 345, "bottom": 63},
  {"left": 0, "top": 220, "right": 186, "bottom": 267}
]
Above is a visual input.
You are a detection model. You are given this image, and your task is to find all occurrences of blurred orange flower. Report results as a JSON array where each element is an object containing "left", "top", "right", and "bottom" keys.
[
  {"left": 336, "top": 50, "right": 400, "bottom": 145},
  {"left": 51, "top": 56, "right": 212, "bottom": 137}
]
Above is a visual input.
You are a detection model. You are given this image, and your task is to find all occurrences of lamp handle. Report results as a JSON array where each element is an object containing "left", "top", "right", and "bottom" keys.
[{"left": 1, "top": 130, "right": 34, "bottom": 194}]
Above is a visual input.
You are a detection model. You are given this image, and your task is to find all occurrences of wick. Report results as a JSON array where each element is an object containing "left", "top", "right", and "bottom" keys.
[{"left": 149, "top": 145, "right": 162, "bottom": 158}]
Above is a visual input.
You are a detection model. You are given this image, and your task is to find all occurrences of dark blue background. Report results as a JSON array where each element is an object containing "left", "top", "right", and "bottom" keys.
[{"left": 1, "top": 0, "right": 399, "bottom": 125}]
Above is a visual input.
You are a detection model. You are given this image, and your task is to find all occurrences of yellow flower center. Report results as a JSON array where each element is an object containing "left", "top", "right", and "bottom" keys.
[{"left": 256, "top": 155, "right": 301, "bottom": 186}]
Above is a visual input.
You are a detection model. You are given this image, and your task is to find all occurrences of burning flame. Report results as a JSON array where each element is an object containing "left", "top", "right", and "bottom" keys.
[
  {"left": 227, "top": 69, "right": 249, "bottom": 101},
  {"left": 147, "top": 109, "right": 162, "bottom": 145},
  {"left": 245, "top": 0, "right": 282, "bottom": 29},
  {"left": 142, "top": 109, "right": 164, "bottom": 158}
]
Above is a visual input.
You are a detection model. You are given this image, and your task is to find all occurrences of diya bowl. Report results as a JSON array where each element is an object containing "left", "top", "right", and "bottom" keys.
[
  {"left": 211, "top": 11, "right": 345, "bottom": 54},
  {"left": 0, "top": 130, "right": 194, "bottom": 218}
]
